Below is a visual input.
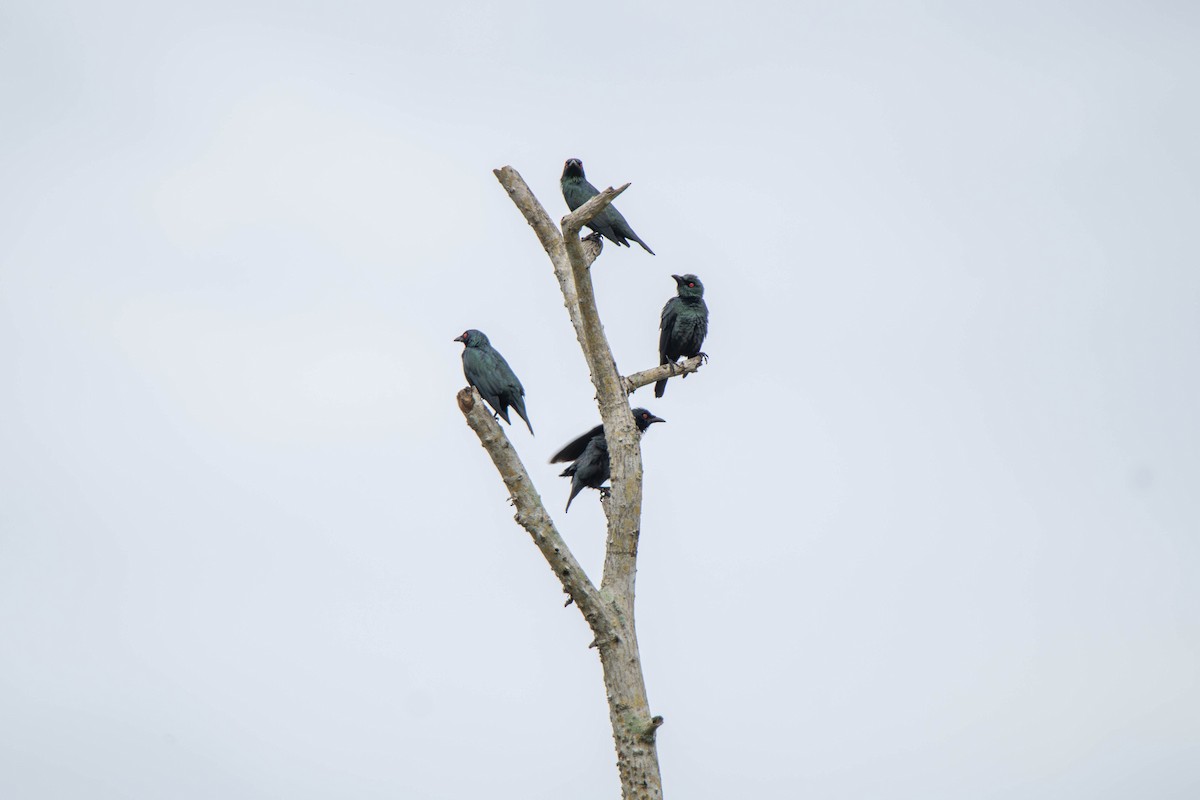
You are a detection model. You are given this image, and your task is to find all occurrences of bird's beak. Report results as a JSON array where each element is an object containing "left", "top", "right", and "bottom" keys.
[
  {"left": 453, "top": 334, "right": 466, "bottom": 343},
  {"left": 648, "top": 415, "right": 665, "bottom": 425},
  {"left": 671, "top": 274, "right": 683, "bottom": 283}
]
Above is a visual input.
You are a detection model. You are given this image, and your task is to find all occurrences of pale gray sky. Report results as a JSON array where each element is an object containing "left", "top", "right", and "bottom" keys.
[{"left": 1, "top": 1, "right": 1197, "bottom": 798}]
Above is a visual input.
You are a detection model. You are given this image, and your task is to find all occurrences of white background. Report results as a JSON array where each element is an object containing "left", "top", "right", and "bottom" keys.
[{"left": 2, "top": 1, "right": 1197, "bottom": 797}]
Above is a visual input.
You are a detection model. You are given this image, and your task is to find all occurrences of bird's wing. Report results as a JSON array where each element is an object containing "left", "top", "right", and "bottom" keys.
[
  {"left": 658, "top": 297, "right": 681, "bottom": 361},
  {"left": 549, "top": 425, "right": 604, "bottom": 463},
  {"left": 465, "top": 347, "right": 523, "bottom": 404}
]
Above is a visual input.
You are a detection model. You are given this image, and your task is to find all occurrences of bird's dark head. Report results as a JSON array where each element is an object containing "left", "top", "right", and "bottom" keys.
[
  {"left": 672, "top": 273, "right": 704, "bottom": 299},
  {"left": 632, "top": 408, "right": 665, "bottom": 432},
  {"left": 454, "top": 329, "right": 488, "bottom": 347},
  {"left": 562, "top": 158, "right": 585, "bottom": 180}
]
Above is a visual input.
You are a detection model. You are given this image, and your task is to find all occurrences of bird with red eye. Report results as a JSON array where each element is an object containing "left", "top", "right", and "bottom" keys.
[{"left": 655, "top": 274, "right": 709, "bottom": 398}]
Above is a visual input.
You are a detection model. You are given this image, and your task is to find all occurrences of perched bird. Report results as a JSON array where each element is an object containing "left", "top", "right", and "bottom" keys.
[
  {"left": 551, "top": 408, "right": 665, "bottom": 512},
  {"left": 454, "top": 329, "right": 533, "bottom": 435},
  {"left": 560, "top": 158, "right": 655, "bottom": 255},
  {"left": 655, "top": 274, "right": 709, "bottom": 398}
]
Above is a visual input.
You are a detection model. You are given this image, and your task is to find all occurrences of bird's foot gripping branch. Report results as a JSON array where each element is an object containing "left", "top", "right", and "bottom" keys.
[{"left": 621, "top": 355, "right": 707, "bottom": 396}]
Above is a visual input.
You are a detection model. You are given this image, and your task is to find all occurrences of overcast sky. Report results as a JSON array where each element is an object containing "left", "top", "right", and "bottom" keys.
[{"left": 2, "top": 1, "right": 1198, "bottom": 798}]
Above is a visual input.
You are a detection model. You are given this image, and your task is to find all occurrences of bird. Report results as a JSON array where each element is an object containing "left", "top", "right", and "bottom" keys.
[
  {"left": 560, "top": 158, "right": 655, "bottom": 255},
  {"left": 550, "top": 407, "right": 665, "bottom": 512},
  {"left": 454, "top": 329, "right": 533, "bottom": 435},
  {"left": 655, "top": 274, "right": 709, "bottom": 398}
]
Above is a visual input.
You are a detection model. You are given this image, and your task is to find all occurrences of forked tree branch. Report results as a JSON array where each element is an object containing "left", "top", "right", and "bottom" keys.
[
  {"left": 493, "top": 167, "right": 645, "bottom": 595},
  {"left": 473, "top": 166, "right": 664, "bottom": 800}
]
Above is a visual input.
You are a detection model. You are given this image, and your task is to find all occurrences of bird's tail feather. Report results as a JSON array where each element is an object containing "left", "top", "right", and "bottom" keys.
[
  {"left": 564, "top": 484, "right": 583, "bottom": 513},
  {"left": 514, "top": 404, "right": 534, "bottom": 435}
]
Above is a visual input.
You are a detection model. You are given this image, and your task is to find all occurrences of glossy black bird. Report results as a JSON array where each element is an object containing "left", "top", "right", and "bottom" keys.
[
  {"left": 561, "top": 158, "right": 655, "bottom": 255},
  {"left": 655, "top": 274, "right": 709, "bottom": 398},
  {"left": 551, "top": 408, "right": 665, "bottom": 512},
  {"left": 454, "top": 329, "right": 533, "bottom": 435}
]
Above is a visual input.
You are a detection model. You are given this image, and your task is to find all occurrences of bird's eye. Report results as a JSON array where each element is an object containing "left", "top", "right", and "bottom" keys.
[
  {"left": 642, "top": 412, "right": 648, "bottom": 419},
  {"left": 688, "top": 282, "right": 695, "bottom": 288}
]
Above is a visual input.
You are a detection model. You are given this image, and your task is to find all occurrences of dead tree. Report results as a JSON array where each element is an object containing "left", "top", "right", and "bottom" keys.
[{"left": 456, "top": 167, "right": 704, "bottom": 799}]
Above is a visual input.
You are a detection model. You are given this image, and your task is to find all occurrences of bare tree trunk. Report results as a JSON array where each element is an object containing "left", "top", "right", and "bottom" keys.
[{"left": 456, "top": 166, "right": 703, "bottom": 799}]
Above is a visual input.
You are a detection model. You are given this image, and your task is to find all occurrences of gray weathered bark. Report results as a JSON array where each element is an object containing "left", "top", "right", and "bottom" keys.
[{"left": 458, "top": 166, "right": 703, "bottom": 799}]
